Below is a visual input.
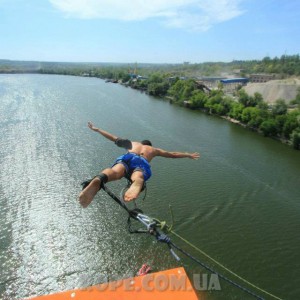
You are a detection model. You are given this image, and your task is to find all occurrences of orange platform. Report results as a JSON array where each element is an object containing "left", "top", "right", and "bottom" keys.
[{"left": 29, "top": 267, "right": 199, "bottom": 300}]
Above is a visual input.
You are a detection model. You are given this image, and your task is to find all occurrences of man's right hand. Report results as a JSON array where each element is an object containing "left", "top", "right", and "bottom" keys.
[
  {"left": 88, "top": 121, "right": 98, "bottom": 131},
  {"left": 189, "top": 152, "right": 200, "bottom": 160},
  {"left": 87, "top": 122, "right": 118, "bottom": 142}
]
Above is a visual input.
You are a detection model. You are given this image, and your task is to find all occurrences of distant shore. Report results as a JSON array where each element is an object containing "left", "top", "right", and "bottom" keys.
[{"left": 1, "top": 70, "right": 299, "bottom": 150}]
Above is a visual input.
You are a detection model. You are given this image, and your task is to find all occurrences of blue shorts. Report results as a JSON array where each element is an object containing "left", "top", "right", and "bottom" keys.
[{"left": 112, "top": 152, "right": 152, "bottom": 181}]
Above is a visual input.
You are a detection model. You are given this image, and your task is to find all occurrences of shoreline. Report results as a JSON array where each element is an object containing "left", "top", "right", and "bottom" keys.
[
  {"left": 221, "top": 116, "right": 291, "bottom": 146},
  {"left": 1, "top": 72, "right": 298, "bottom": 150}
]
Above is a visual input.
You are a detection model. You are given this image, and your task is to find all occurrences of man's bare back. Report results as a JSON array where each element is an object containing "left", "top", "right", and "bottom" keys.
[{"left": 128, "top": 143, "right": 156, "bottom": 162}]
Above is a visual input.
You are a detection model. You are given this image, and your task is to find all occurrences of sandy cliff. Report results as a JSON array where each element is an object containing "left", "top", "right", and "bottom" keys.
[{"left": 244, "top": 78, "right": 300, "bottom": 103}]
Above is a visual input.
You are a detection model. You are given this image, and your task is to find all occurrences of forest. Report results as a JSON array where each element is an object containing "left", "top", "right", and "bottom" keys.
[
  {"left": 1, "top": 54, "right": 300, "bottom": 77},
  {"left": 1, "top": 55, "right": 300, "bottom": 149}
]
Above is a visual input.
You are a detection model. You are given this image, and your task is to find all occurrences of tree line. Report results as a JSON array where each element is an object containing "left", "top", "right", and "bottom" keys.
[
  {"left": 1, "top": 54, "right": 300, "bottom": 77},
  {"left": 126, "top": 74, "right": 300, "bottom": 150},
  {"left": 1, "top": 56, "right": 300, "bottom": 149},
  {"left": 170, "top": 79, "right": 300, "bottom": 149}
]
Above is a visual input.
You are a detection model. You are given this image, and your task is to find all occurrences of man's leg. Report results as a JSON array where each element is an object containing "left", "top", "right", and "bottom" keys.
[
  {"left": 79, "top": 164, "right": 126, "bottom": 208},
  {"left": 124, "top": 171, "right": 145, "bottom": 202}
]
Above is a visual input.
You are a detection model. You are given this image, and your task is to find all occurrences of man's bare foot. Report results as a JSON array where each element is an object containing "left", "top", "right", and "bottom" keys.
[
  {"left": 124, "top": 179, "right": 144, "bottom": 202},
  {"left": 79, "top": 177, "right": 101, "bottom": 208}
]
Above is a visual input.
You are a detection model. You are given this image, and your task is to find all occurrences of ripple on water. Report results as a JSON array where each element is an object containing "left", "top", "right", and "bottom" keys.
[{"left": 1, "top": 75, "right": 300, "bottom": 300}]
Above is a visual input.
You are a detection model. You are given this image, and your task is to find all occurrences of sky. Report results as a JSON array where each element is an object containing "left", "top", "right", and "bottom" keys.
[{"left": 0, "top": 0, "right": 299, "bottom": 63}]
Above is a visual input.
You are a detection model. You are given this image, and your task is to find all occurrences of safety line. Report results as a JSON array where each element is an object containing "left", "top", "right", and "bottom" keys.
[
  {"left": 97, "top": 182, "right": 283, "bottom": 300},
  {"left": 170, "top": 230, "right": 283, "bottom": 300}
]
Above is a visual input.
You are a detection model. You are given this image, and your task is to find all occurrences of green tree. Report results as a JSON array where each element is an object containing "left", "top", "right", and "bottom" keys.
[
  {"left": 291, "top": 130, "right": 300, "bottom": 149},
  {"left": 190, "top": 90, "right": 208, "bottom": 109},
  {"left": 238, "top": 89, "right": 250, "bottom": 106},
  {"left": 148, "top": 73, "right": 164, "bottom": 84},
  {"left": 182, "top": 79, "right": 198, "bottom": 101},
  {"left": 259, "top": 119, "right": 279, "bottom": 137},
  {"left": 221, "top": 96, "right": 234, "bottom": 115},
  {"left": 238, "top": 89, "right": 260, "bottom": 107},
  {"left": 212, "top": 103, "right": 227, "bottom": 115},
  {"left": 217, "top": 82, "right": 224, "bottom": 90},
  {"left": 116, "top": 70, "right": 131, "bottom": 82},
  {"left": 241, "top": 107, "right": 264, "bottom": 128},
  {"left": 168, "top": 79, "right": 197, "bottom": 104},
  {"left": 253, "top": 92, "right": 263, "bottom": 106},
  {"left": 272, "top": 99, "right": 288, "bottom": 115},
  {"left": 229, "top": 102, "right": 244, "bottom": 120},
  {"left": 168, "top": 80, "right": 186, "bottom": 102},
  {"left": 204, "top": 90, "right": 224, "bottom": 114},
  {"left": 290, "top": 87, "right": 300, "bottom": 105},
  {"left": 274, "top": 114, "right": 287, "bottom": 136},
  {"left": 282, "top": 111, "right": 300, "bottom": 138},
  {"left": 257, "top": 101, "right": 269, "bottom": 111},
  {"left": 147, "top": 82, "right": 169, "bottom": 96}
]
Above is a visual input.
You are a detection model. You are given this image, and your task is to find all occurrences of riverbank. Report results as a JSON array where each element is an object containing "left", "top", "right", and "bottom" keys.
[
  {"left": 161, "top": 87, "right": 300, "bottom": 150},
  {"left": 221, "top": 115, "right": 292, "bottom": 146},
  {"left": 1, "top": 70, "right": 299, "bottom": 150}
]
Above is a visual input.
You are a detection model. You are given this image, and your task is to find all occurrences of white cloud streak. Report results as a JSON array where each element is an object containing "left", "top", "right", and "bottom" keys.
[{"left": 49, "top": 0, "right": 245, "bottom": 31}]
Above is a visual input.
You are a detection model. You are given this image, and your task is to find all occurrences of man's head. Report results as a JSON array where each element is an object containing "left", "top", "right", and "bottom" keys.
[{"left": 141, "top": 140, "right": 152, "bottom": 146}]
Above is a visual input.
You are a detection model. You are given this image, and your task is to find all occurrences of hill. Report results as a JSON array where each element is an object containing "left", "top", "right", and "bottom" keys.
[{"left": 243, "top": 78, "right": 300, "bottom": 103}]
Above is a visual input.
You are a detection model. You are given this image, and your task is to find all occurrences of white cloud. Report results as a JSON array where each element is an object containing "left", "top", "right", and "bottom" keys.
[{"left": 49, "top": 0, "right": 245, "bottom": 31}]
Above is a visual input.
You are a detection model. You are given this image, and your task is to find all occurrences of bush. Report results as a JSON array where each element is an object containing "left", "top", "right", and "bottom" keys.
[
  {"left": 282, "top": 111, "right": 300, "bottom": 138},
  {"left": 241, "top": 107, "right": 264, "bottom": 128},
  {"left": 271, "top": 99, "right": 288, "bottom": 115},
  {"left": 291, "top": 130, "right": 300, "bottom": 149},
  {"left": 229, "top": 102, "right": 244, "bottom": 120},
  {"left": 260, "top": 119, "right": 279, "bottom": 137},
  {"left": 190, "top": 90, "right": 208, "bottom": 109}
]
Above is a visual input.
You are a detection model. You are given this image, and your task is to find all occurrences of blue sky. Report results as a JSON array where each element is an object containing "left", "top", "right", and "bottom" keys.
[{"left": 0, "top": 0, "right": 299, "bottom": 63}]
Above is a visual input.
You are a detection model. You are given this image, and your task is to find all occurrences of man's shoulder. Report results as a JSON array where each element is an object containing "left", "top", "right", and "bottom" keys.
[{"left": 150, "top": 147, "right": 164, "bottom": 156}]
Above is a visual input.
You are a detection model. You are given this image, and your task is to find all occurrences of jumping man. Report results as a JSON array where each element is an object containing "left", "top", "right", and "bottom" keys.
[{"left": 79, "top": 122, "right": 200, "bottom": 208}]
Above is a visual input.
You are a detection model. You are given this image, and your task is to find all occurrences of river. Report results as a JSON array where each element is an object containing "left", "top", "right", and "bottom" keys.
[{"left": 0, "top": 74, "right": 299, "bottom": 300}]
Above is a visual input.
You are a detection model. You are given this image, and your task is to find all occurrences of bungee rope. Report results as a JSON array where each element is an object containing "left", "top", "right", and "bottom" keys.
[
  {"left": 155, "top": 219, "right": 283, "bottom": 300},
  {"left": 82, "top": 180, "right": 283, "bottom": 300},
  {"left": 150, "top": 207, "right": 283, "bottom": 300},
  {"left": 170, "top": 231, "right": 283, "bottom": 300},
  {"left": 127, "top": 213, "right": 266, "bottom": 299}
]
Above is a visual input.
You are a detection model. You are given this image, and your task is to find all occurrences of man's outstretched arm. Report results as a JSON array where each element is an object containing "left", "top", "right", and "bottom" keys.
[
  {"left": 88, "top": 122, "right": 132, "bottom": 149},
  {"left": 88, "top": 122, "right": 118, "bottom": 142},
  {"left": 155, "top": 148, "right": 200, "bottom": 160}
]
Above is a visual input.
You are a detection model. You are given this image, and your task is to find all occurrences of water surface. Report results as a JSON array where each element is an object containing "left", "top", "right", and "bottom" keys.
[{"left": 0, "top": 74, "right": 299, "bottom": 300}]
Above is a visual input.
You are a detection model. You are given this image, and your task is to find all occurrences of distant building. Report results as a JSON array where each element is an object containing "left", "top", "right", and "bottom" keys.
[
  {"left": 220, "top": 78, "right": 249, "bottom": 93},
  {"left": 220, "top": 78, "right": 249, "bottom": 85},
  {"left": 249, "top": 74, "right": 275, "bottom": 83},
  {"left": 197, "top": 77, "right": 227, "bottom": 89}
]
